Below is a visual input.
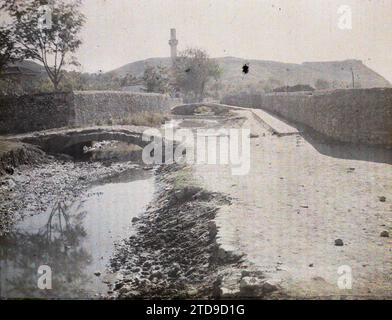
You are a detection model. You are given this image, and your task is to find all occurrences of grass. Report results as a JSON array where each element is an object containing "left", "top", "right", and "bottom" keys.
[
  {"left": 171, "top": 166, "right": 199, "bottom": 190},
  {"left": 94, "top": 112, "right": 168, "bottom": 128},
  {"left": 194, "top": 105, "right": 213, "bottom": 114},
  {"left": 115, "top": 111, "right": 169, "bottom": 127}
]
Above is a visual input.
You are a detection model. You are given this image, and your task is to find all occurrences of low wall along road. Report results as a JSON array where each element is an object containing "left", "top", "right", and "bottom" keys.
[{"left": 222, "top": 89, "right": 392, "bottom": 147}]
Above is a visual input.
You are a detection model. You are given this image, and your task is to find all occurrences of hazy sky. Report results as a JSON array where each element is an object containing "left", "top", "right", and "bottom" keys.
[
  {"left": 76, "top": 0, "right": 392, "bottom": 81},
  {"left": 5, "top": 0, "right": 392, "bottom": 81}
]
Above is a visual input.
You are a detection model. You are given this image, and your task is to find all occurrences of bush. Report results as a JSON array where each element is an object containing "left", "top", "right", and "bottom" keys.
[{"left": 116, "top": 112, "right": 168, "bottom": 127}]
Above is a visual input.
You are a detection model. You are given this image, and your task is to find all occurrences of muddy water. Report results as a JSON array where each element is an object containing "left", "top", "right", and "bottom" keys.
[{"left": 0, "top": 168, "right": 154, "bottom": 299}]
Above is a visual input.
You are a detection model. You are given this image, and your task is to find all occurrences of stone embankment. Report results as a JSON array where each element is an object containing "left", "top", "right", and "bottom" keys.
[
  {"left": 0, "top": 91, "right": 181, "bottom": 134},
  {"left": 222, "top": 89, "right": 392, "bottom": 147}
]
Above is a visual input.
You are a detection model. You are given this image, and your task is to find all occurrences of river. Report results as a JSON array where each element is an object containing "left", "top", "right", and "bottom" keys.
[{"left": 0, "top": 167, "right": 155, "bottom": 299}]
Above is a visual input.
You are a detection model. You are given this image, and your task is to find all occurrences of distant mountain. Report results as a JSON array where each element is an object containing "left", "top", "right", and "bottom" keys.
[
  {"left": 9, "top": 58, "right": 390, "bottom": 90},
  {"left": 107, "top": 57, "right": 391, "bottom": 89}
]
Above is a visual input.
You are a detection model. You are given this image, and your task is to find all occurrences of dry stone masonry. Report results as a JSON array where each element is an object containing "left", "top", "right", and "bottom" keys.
[
  {"left": 222, "top": 89, "right": 392, "bottom": 147},
  {"left": 0, "top": 91, "right": 181, "bottom": 134}
]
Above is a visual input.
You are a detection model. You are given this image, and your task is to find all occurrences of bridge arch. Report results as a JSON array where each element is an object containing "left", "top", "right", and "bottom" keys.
[{"left": 18, "top": 127, "right": 165, "bottom": 157}]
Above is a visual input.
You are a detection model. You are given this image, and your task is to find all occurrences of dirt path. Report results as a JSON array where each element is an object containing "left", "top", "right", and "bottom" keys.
[{"left": 192, "top": 109, "right": 392, "bottom": 298}]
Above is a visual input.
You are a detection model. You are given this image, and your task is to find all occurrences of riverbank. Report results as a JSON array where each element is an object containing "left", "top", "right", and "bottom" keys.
[
  {"left": 0, "top": 140, "right": 47, "bottom": 176},
  {"left": 109, "top": 163, "right": 238, "bottom": 299}
]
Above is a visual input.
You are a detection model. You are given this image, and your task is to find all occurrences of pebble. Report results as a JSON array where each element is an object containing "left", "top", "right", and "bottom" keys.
[
  {"left": 334, "top": 239, "right": 344, "bottom": 246},
  {"left": 380, "top": 231, "right": 389, "bottom": 238},
  {"left": 5, "top": 167, "right": 15, "bottom": 175}
]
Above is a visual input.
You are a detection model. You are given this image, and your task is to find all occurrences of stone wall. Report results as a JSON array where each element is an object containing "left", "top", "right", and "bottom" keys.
[
  {"left": 0, "top": 91, "right": 181, "bottom": 134},
  {"left": 0, "top": 92, "right": 74, "bottom": 134},
  {"left": 72, "top": 91, "right": 180, "bottom": 126},
  {"left": 222, "top": 89, "right": 392, "bottom": 147}
]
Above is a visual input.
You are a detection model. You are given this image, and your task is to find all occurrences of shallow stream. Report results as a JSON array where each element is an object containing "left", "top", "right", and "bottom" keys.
[{"left": 0, "top": 168, "right": 154, "bottom": 299}]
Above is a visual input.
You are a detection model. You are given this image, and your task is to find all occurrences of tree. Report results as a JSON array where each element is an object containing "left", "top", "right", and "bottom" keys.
[
  {"left": 142, "top": 65, "right": 170, "bottom": 94},
  {"left": 120, "top": 73, "right": 140, "bottom": 87},
  {"left": 3, "top": 0, "right": 86, "bottom": 91},
  {"left": 172, "top": 48, "right": 221, "bottom": 102},
  {"left": 0, "top": 25, "right": 23, "bottom": 75}
]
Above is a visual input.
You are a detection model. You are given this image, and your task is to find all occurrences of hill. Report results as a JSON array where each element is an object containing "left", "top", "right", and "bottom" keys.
[{"left": 107, "top": 57, "right": 391, "bottom": 90}]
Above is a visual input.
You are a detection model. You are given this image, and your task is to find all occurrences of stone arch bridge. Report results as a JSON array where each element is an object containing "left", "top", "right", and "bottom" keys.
[{"left": 8, "top": 126, "right": 164, "bottom": 156}]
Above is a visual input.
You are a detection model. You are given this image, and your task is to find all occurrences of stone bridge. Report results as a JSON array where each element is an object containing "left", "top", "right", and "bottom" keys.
[{"left": 8, "top": 126, "right": 164, "bottom": 156}]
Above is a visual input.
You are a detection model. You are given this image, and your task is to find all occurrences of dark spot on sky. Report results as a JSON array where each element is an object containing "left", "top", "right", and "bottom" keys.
[{"left": 242, "top": 64, "right": 249, "bottom": 74}]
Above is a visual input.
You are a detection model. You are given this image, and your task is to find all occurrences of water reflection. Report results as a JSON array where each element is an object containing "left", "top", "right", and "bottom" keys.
[
  {"left": 0, "top": 201, "right": 92, "bottom": 299},
  {"left": 0, "top": 168, "right": 155, "bottom": 299}
]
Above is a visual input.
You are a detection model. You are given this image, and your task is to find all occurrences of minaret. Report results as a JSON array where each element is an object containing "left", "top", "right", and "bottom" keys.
[{"left": 168, "top": 28, "right": 178, "bottom": 60}]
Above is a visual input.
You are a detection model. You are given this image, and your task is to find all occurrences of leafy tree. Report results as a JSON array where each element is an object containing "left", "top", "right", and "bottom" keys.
[
  {"left": 3, "top": 0, "right": 86, "bottom": 91},
  {"left": 172, "top": 48, "right": 221, "bottom": 102},
  {"left": 0, "top": 25, "right": 23, "bottom": 75},
  {"left": 142, "top": 65, "right": 170, "bottom": 94}
]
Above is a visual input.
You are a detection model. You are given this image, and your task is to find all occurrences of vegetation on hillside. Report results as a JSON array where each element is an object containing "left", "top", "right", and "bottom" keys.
[
  {"left": 0, "top": 70, "right": 129, "bottom": 96},
  {"left": 172, "top": 48, "right": 221, "bottom": 102},
  {"left": 143, "top": 65, "right": 171, "bottom": 94},
  {"left": 0, "top": 25, "right": 23, "bottom": 75}
]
